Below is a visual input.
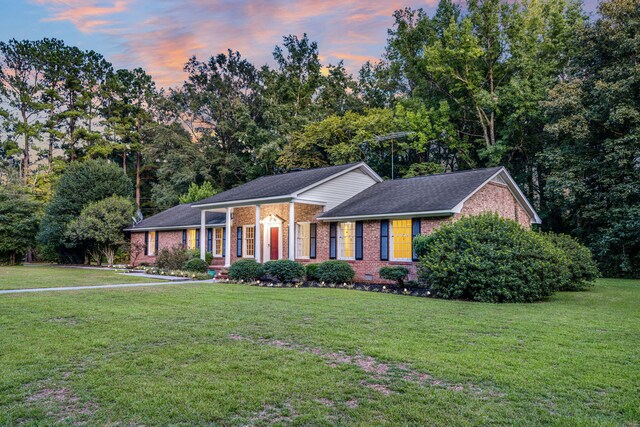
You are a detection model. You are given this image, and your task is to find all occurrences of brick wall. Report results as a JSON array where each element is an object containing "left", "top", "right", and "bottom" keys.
[
  {"left": 130, "top": 230, "right": 185, "bottom": 265},
  {"left": 458, "top": 181, "right": 532, "bottom": 227}
]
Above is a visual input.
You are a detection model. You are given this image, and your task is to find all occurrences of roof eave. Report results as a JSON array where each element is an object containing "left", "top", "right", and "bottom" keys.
[{"left": 319, "top": 210, "right": 456, "bottom": 222}]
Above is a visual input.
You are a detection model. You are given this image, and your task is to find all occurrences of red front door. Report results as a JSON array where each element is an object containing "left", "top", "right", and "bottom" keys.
[{"left": 270, "top": 227, "right": 279, "bottom": 260}]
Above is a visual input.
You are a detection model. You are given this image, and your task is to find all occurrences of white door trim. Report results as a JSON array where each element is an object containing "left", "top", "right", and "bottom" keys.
[{"left": 261, "top": 214, "right": 284, "bottom": 262}]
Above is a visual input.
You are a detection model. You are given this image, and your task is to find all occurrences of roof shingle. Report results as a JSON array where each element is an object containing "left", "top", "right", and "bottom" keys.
[
  {"left": 191, "top": 163, "right": 360, "bottom": 206},
  {"left": 125, "top": 203, "right": 225, "bottom": 231},
  {"left": 319, "top": 167, "right": 503, "bottom": 218}
]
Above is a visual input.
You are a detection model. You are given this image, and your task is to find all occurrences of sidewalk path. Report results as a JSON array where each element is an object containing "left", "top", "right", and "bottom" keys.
[{"left": 0, "top": 280, "right": 212, "bottom": 295}]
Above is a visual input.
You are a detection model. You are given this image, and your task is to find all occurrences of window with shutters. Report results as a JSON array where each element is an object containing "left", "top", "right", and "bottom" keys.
[
  {"left": 214, "top": 227, "right": 224, "bottom": 257},
  {"left": 338, "top": 222, "right": 355, "bottom": 260},
  {"left": 244, "top": 225, "right": 255, "bottom": 257},
  {"left": 187, "top": 229, "right": 197, "bottom": 250},
  {"left": 391, "top": 219, "right": 412, "bottom": 261},
  {"left": 296, "top": 222, "right": 310, "bottom": 258},
  {"left": 148, "top": 231, "right": 156, "bottom": 256}
]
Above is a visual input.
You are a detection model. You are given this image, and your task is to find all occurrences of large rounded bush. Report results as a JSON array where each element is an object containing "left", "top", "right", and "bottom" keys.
[
  {"left": 379, "top": 266, "right": 409, "bottom": 286},
  {"left": 182, "top": 257, "right": 209, "bottom": 273},
  {"left": 316, "top": 260, "right": 355, "bottom": 283},
  {"left": 542, "top": 232, "right": 600, "bottom": 290},
  {"left": 228, "top": 259, "right": 264, "bottom": 282},
  {"left": 414, "top": 213, "right": 569, "bottom": 303},
  {"left": 263, "top": 259, "right": 305, "bottom": 283},
  {"left": 305, "top": 263, "right": 320, "bottom": 281}
]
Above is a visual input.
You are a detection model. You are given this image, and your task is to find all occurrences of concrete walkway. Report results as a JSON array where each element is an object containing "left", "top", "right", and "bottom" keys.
[{"left": 0, "top": 280, "right": 212, "bottom": 295}]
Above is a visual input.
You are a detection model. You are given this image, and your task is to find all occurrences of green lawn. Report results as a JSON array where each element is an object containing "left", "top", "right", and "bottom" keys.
[
  {"left": 1, "top": 279, "right": 638, "bottom": 426},
  {"left": 0, "top": 265, "right": 165, "bottom": 290}
]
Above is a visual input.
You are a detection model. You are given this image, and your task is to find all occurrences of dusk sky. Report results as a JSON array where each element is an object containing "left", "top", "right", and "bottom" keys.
[{"left": 2, "top": 1, "right": 599, "bottom": 88}]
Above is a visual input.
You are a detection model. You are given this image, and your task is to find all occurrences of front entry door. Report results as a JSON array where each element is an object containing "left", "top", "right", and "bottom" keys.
[{"left": 270, "top": 227, "right": 279, "bottom": 260}]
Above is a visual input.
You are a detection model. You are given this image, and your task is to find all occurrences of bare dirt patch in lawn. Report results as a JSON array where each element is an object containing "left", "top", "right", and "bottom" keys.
[
  {"left": 227, "top": 334, "right": 505, "bottom": 399},
  {"left": 24, "top": 380, "right": 98, "bottom": 425}
]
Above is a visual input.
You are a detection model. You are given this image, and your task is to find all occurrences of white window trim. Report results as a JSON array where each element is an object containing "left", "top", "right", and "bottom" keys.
[
  {"left": 243, "top": 225, "right": 256, "bottom": 258},
  {"left": 390, "top": 219, "right": 412, "bottom": 262},
  {"left": 213, "top": 227, "right": 224, "bottom": 258},
  {"left": 148, "top": 231, "right": 156, "bottom": 256},
  {"left": 296, "top": 222, "right": 311, "bottom": 259},
  {"left": 338, "top": 222, "right": 355, "bottom": 261}
]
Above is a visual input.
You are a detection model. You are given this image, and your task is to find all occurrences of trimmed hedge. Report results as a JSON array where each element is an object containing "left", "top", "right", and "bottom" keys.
[
  {"left": 182, "top": 257, "right": 209, "bottom": 273},
  {"left": 414, "top": 213, "right": 570, "bottom": 303},
  {"left": 542, "top": 232, "right": 600, "bottom": 290},
  {"left": 315, "top": 260, "right": 355, "bottom": 283},
  {"left": 228, "top": 259, "right": 264, "bottom": 281},
  {"left": 264, "top": 259, "right": 305, "bottom": 283},
  {"left": 379, "top": 266, "right": 409, "bottom": 286},
  {"left": 305, "top": 263, "right": 320, "bottom": 281}
]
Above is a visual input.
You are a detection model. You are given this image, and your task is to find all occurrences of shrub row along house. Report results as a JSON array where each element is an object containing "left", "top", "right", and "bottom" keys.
[{"left": 126, "top": 162, "right": 540, "bottom": 282}]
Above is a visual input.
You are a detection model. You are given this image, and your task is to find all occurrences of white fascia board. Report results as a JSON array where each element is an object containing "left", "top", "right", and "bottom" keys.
[
  {"left": 319, "top": 210, "right": 455, "bottom": 222},
  {"left": 124, "top": 223, "right": 225, "bottom": 232},
  {"left": 292, "top": 162, "right": 383, "bottom": 197},
  {"left": 191, "top": 195, "right": 293, "bottom": 210}
]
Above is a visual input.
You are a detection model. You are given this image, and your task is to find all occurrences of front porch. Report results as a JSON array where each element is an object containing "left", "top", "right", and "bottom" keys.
[{"left": 197, "top": 201, "right": 324, "bottom": 268}]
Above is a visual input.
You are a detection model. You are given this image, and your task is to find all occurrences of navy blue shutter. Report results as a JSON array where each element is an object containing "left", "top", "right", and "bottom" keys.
[
  {"left": 355, "top": 221, "right": 364, "bottom": 260},
  {"left": 144, "top": 231, "right": 149, "bottom": 255},
  {"left": 222, "top": 228, "right": 226, "bottom": 256},
  {"left": 309, "top": 223, "right": 317, "bottom": 259},
  {"left": 207, "top": 229, "right": 213, "bottom": 253},
  {"left": 236, "top": 227, "right": 243, "bottom": 257},
  {"left": 182, "top": 230, "right": 187, "bottom": 247},
  {"left": 329, "top": 223, "right": 337, "bottom": 259},
  {"left": 196, "top": 229, "right": 200, "bottom": 249},
  {"left": 380, "top": 220, "right": 389, "bottom": 261},
  {"left": 155, "top": 231, "right": 159, "bottom": 254},
  {"left": 412, "top": 218, "right": 421, "bottom": 261}
]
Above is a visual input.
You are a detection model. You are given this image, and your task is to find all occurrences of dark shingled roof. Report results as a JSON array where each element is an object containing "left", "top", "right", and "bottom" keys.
[
  {"left": 125, "top": 203, "right": 225, "bottom": 231},
  {"left": 320, "top": 167, "right": 503, "bottom": 218},
  {"left": 192, "top": 163, "right": 361, "bottom": 206}
]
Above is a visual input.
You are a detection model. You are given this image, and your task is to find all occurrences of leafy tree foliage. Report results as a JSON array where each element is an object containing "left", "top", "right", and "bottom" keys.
[
  {"left": 0, "top": 189, "right": 41, "bottom": 264},
  {"left": 65, "top": 195, "right": 134, "bottom": 266},
  {"left": 542, "top": 0, "right": 640, "bottom": 277},
  {"left": 178, "top": 181, "right": 218, "bottom": 204},
  {"left": 37, "top": 159, "right": 132, "bottom": 263}
]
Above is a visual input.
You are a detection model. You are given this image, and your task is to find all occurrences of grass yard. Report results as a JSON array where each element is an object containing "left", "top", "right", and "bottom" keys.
[
  {"left": 0, "top": 279, "right": 638, "bottom": 426},
  {"left": 0, "top": 265, "right": 165, "bottom": 290}
]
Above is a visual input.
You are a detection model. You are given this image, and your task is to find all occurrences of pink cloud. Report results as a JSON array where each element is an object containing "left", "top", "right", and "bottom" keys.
[{"left": 35, "top": 0, "right": 128, "bottom": 33}]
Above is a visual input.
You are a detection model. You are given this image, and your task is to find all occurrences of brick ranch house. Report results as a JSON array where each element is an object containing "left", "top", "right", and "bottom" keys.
[{"left": 126, "top": 162, "right": 541, "bottom": 282}]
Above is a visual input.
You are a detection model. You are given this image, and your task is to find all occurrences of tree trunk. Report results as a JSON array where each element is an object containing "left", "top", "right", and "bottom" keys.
[
  {"left": 22, "top": 109, "right": 30, "bottom": 182},
  {"left": 122, "top": 151, "right": 127, "bottom": 175},
  {"left": 136, "top": 151, "right": 141, "bottom": 212}
]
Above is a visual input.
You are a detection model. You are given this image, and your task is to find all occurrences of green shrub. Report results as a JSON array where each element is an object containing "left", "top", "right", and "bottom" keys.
[
  {"left": 263, "top": 259, "right": 305, "bottom": 283},
  {"left": 189, "top": 249, "right": 213, "bottom": 265},
  {"left": 379, "top": 266, "right": 409, "bottom": 286},
  {"left": 228, "top": 259, "right": 264, "bottom": 282},
  {"left": 542, "top": 232, "right": 600, "bottom": 290},
  {"left": 182, "top": 257, "right": 209, "bottom": 273},
  {"left": 316, "top": 260, "right": 355, "bottom": 283},
  {"left": 156, "top": 245, "right": 191, "bottom": 271},
  {"left": 305, "top": 263, "right": 320, "bottom": 281},
  {"left": 414, "top": 213, "right": 570, "bottom": 303}
]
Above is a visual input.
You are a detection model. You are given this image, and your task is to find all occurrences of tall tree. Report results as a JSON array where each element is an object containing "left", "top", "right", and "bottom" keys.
[
  {"left": 0, "top": 39, "right": 46, "bottom": 181},
  {"left": 542, "top": 0, "right": 640, "bottom": 277}
]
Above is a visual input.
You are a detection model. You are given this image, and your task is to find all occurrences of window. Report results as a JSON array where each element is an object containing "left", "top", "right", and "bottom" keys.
[
  {"left": 187, "top": 229, "right": 197, "bottom": 250},
  {"left": 296, "top": 223, "right": 310, "bottom": 258},
  {"left": 391, "top": 219, "right": 412, "bottom": 260},
  {"left": 215, "top": 227, "right": 224, "bottom": 257},
  {"left": 338, "top": 222, "right": 355, "bottom": 260},
  {"left": 244, "top": 225, "right": 255, "bottom": 257},
  {"left": 148, "top": 231, "right": 156, "bottom": 256}
]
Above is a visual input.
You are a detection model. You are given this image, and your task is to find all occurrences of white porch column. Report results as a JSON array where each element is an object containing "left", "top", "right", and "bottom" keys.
[
  {"left": 255, "top": 204, "right": 261, "bottom": 263},
  {"left": 200, "top": 209, "right": 206, "bottom": 261},
  {"left": 224, "top": 207, "right": 232, "bottom": 267},
  {"left": 288, "top": 202, "right": 295, "bottom": 260}
]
